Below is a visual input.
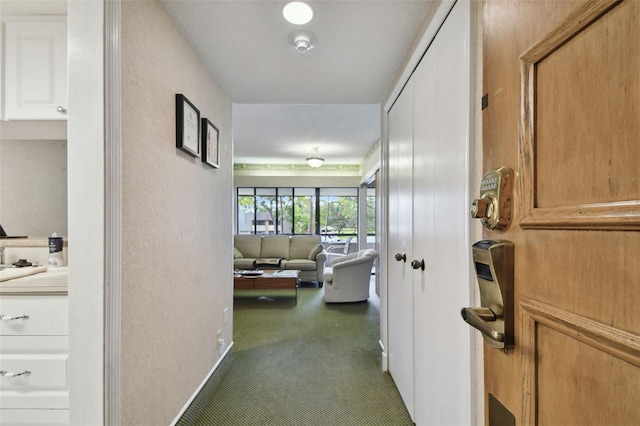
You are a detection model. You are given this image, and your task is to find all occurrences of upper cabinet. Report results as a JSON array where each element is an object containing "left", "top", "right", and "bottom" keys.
[{"left": 3, "top": 17, "right": 67, "bottom": 120}]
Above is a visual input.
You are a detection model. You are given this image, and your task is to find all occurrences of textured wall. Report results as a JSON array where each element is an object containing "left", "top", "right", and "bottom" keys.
[
  {"left": 121, "top": 1, "right": 233, "bottom": 423},
  {"left": 0, "top": 139, "right": 68, "bottom": 236}
]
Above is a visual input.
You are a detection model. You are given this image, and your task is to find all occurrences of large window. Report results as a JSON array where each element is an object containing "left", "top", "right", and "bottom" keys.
[
  {"left": 319, "top": 188, "right": 358, "bottom": 240},
  {"left": 236, "top": 187, "right": 358, "bottom": 239}
]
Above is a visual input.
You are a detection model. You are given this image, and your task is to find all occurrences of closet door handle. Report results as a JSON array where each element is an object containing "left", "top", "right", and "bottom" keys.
[
  {"left": 395, "top": 252, "right": 406, "bottom": 262},
  {"left": 411, "top": 259, "right": 425, "bottom": 271}
]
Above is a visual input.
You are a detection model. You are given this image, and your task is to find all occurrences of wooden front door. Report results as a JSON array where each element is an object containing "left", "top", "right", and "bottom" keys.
[{"left": 482, "top": 1, "right": 640, "bottom": 424}]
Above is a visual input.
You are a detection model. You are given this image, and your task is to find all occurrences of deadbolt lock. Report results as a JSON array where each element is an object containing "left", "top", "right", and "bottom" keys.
[{"left": 471, "top": 166, "right": 513, "bottom": 231}]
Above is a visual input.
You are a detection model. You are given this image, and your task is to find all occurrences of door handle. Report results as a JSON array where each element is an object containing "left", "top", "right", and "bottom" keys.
[
  {"left": 461, "top": 240, "right": 514, "bottom": 349},
  {"left": 395, "top": 252, "right": 406, "bottom": 262},
  {"left": 411, "top": 259, "right": 425, "bottom": 270},
  {"left": 460, "top": 307, "right": 505, "bottom": 344}
]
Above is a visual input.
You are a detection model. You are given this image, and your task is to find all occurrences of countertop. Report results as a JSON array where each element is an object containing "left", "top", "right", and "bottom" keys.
[
  {"left": 0, "top": 266, "right": 68, "bottom": 295},
  {"left": 0, "top": 236, "right": 68, "bottom": 248}
]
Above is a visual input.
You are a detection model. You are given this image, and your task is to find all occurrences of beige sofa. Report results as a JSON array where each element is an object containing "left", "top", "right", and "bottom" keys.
[{"left": 234, "top": 235, "right": 327, "bottom": 287}]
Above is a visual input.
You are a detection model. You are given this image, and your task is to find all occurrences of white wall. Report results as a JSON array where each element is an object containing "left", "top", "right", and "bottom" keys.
[
  {"left": 120, "top": 1, "right": 233, "bottom": 423},
  {"left": 0, "top": 139, "right": 67, "bottom": 236}
]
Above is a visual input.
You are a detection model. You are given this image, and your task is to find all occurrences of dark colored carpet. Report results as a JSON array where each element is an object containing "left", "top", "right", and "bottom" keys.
[{"left": 182, "top": 282, "right": 412, "bottom": 425}]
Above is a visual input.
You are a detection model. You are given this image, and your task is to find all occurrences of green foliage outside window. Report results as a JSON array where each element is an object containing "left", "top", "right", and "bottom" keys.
[{"left": 237, "top": 188, "right": 363, "bottom": 237}]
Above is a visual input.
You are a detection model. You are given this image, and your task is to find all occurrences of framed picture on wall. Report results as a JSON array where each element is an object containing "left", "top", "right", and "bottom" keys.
[
  {"left": 176, "top": 94, "right": 200, "bottom": 157},
  {"left": 201, "top": 117, "right": 220, "bottom": 168}
]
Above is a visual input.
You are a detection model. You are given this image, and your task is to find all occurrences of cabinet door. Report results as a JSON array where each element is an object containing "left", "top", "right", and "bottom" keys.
[
  {"left": 4, "top": 19, "right": 67, "bottom": 120},
  {"left": 0, "top": 409, "right": 68, "bottom": 425}
]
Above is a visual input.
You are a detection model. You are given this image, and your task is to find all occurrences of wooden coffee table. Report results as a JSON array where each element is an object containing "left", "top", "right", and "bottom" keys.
[{"left": 233, "top": 270, "right": 300, "bottom": 304}]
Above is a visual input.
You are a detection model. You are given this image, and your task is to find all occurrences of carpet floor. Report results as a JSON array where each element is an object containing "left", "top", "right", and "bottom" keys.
[{"left": 188, "top": 281, "right": 413, "bottom": 425}]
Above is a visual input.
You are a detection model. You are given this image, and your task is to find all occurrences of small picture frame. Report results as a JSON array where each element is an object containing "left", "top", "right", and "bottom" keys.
[
  {"left": 201, "top": 118, "right": 220, "bottom": 168},
  {"left": 176, "top": 94, "right": 200, "bottom": 157}
]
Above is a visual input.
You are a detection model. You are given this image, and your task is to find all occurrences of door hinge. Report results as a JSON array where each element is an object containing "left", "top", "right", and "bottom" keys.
[{"left": 482, "top": 93, "right": 489, "bottom": 110}]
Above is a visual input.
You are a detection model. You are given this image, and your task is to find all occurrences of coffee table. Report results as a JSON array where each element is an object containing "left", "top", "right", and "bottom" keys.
[{"left": 233, "top": 270, "right": 300, "bottom": 304}]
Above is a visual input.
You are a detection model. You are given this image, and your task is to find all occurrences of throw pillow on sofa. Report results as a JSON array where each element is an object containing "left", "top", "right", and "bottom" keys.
[
  {"left": 308, "top": 243, "right": 324, "bottom": 260},
  {"left": 234, "top": 247, "right": 243, "bottom": 258}
]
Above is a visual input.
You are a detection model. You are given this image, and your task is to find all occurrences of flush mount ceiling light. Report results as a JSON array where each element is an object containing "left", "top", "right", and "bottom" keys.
[
  {"left": 288, "top": 31, "right": 316, "bottom": 53},
  {"left": 283, "top": 1, "right": 314, "bottom": 25},
  {"left": 306, "top": 147, "right": 325, "bottom": 168}
]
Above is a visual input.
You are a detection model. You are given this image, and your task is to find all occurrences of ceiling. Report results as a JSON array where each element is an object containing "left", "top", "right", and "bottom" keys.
[
  {"left": 161, "top": 0, "right": 432, "bottom": 166},
  {"left": 1, "top": 0, "right": 432, "bottom": 167}
]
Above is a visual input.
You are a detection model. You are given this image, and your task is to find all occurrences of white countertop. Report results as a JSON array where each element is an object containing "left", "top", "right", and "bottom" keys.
[
  {"left": 0, "top": 237, "right": 68, "bottom": 247},
  {"left": 0, "top": 266, "right": 68, "bottom": 295}
]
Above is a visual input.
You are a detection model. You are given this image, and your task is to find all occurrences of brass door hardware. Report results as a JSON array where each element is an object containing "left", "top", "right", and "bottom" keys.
[
  {"left": 411, "top": 259, "right": 425, "bottom": 271},
  {"left": 395, "top": 252, "right": 407, "bottom": 262},
  {"left": 461, "top": 240, "right": 514, "bottom": 349},
  {"left": 471, "top": 166, "right": 513, "bottom": 231}
]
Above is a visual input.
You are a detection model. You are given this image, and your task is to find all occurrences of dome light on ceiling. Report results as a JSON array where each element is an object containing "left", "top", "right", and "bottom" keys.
[
  {"left": 283, "top": 2, "right": 314, "bottom": 25},
  {"left": 306, "top": 147, "right": 324, "bottom": 168}
]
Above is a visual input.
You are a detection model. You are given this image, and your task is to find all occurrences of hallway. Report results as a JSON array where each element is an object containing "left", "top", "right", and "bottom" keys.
[{"left": 178, "top": 280, "right": 411, "bottom": 425}]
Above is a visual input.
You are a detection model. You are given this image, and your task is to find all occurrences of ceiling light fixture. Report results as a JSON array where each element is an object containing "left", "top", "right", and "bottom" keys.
[
  {"left": 283, "top": 2, "right": 314, "bottom": 25},
  {"left": 288, "top": 31, "right": 316, "bottom": 53},
  {"left": 306, "top": 147, "right": 325, "bottom": 168}
]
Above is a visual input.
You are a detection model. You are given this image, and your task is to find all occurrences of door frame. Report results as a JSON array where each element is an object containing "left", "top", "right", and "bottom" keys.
[{"left": 68, "top": 0, "right": 122, "bottom": 424}]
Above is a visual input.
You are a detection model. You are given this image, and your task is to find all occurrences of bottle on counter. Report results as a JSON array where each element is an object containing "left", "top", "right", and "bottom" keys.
[{"left": 48, "top": 233, "right": 64, "bottom": 267}]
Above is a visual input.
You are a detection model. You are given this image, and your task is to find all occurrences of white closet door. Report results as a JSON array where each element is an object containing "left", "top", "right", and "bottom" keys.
[
  {"left": 387, "top": 77, "right": 415, "bottom": 421},
  {"left": 412, "top": 2, "right": 473, "bottom": 424}
]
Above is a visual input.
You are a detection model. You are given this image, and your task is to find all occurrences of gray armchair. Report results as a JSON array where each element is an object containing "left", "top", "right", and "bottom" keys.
[{"left": 323, "top": 249, "right": 377, "bottom": 303}]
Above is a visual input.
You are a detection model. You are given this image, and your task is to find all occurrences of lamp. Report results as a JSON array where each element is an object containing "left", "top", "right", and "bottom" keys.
[{"left": 306, "top": 147, "right": 325, "bottom": 168}]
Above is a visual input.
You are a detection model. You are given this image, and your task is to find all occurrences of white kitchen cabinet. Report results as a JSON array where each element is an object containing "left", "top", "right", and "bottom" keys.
[
  {"left": 3, "top": 18, "right": 67, "bottom": 120},
  {"left": 0, "top": 294, "right": 69, "bottom": 423}
]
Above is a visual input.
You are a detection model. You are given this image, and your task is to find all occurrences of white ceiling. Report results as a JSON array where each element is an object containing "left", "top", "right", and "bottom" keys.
[
  {"left": 1, "top": 0, "right": 431, "bottom": 167},
  {"left": 161, "top": 0, "right": 432, "bottom": 166}
]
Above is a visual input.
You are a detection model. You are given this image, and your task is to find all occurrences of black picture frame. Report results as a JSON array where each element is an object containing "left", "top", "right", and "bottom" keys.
[
  {"left": 201, "top": 117, "right": 220, "bottom": 168},
  {"left": 176, "top": 94, "right": 200, "bottom": 157}
]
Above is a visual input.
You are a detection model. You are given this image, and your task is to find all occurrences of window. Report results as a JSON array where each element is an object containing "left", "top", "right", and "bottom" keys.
[
  {"left": 319, "top": 188, "right": 358, "bottom": 240},
  {"left": 236, "top": 187, "right": 358, "bottom": 238},
  {"left": 292, "top": 188, "right": 316, "bottom": 234},
  {"left": 237, "top": 188, "right": 256, "bottom": 234}
]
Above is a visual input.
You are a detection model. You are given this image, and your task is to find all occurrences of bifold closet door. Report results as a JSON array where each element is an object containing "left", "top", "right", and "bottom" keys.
[
  {"left": 411, "top": 1, "right": 472, "bottom": 424},
  {"left": 387, "top": 77, "right": 416, "bottom": 421}
]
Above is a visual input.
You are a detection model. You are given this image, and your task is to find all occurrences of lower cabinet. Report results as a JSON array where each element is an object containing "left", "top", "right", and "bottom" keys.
[
  {"left": 0, "top": 295, "right": 69, "bottom": 424},
  {"left": 0, "top": 408, "right": 69, "bottom": 425}
]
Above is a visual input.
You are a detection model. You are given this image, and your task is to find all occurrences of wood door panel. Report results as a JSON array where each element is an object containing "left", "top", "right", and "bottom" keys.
[
  {"left": 537, "top": 325, "right": 640, "bottom": 425},
  {"left": 519, "top": 0, "right": 640, "bottom": 230},
  {"left": 483, "top": 1, "right": 640, "bottom": 424},
  {"left": 516, "top": 230, "right": 640, "bottom": 333},
  {"left": 534, "top": 1, "right": 640, "bottom": 208}
]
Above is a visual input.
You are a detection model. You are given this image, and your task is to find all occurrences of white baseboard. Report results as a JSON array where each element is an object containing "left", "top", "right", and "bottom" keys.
[
  {"left": 379, "top": 339, "right": 388, "bottom": 371},
  {"left": 170, "top": 341, "right": 235, "bottom": 425}
]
